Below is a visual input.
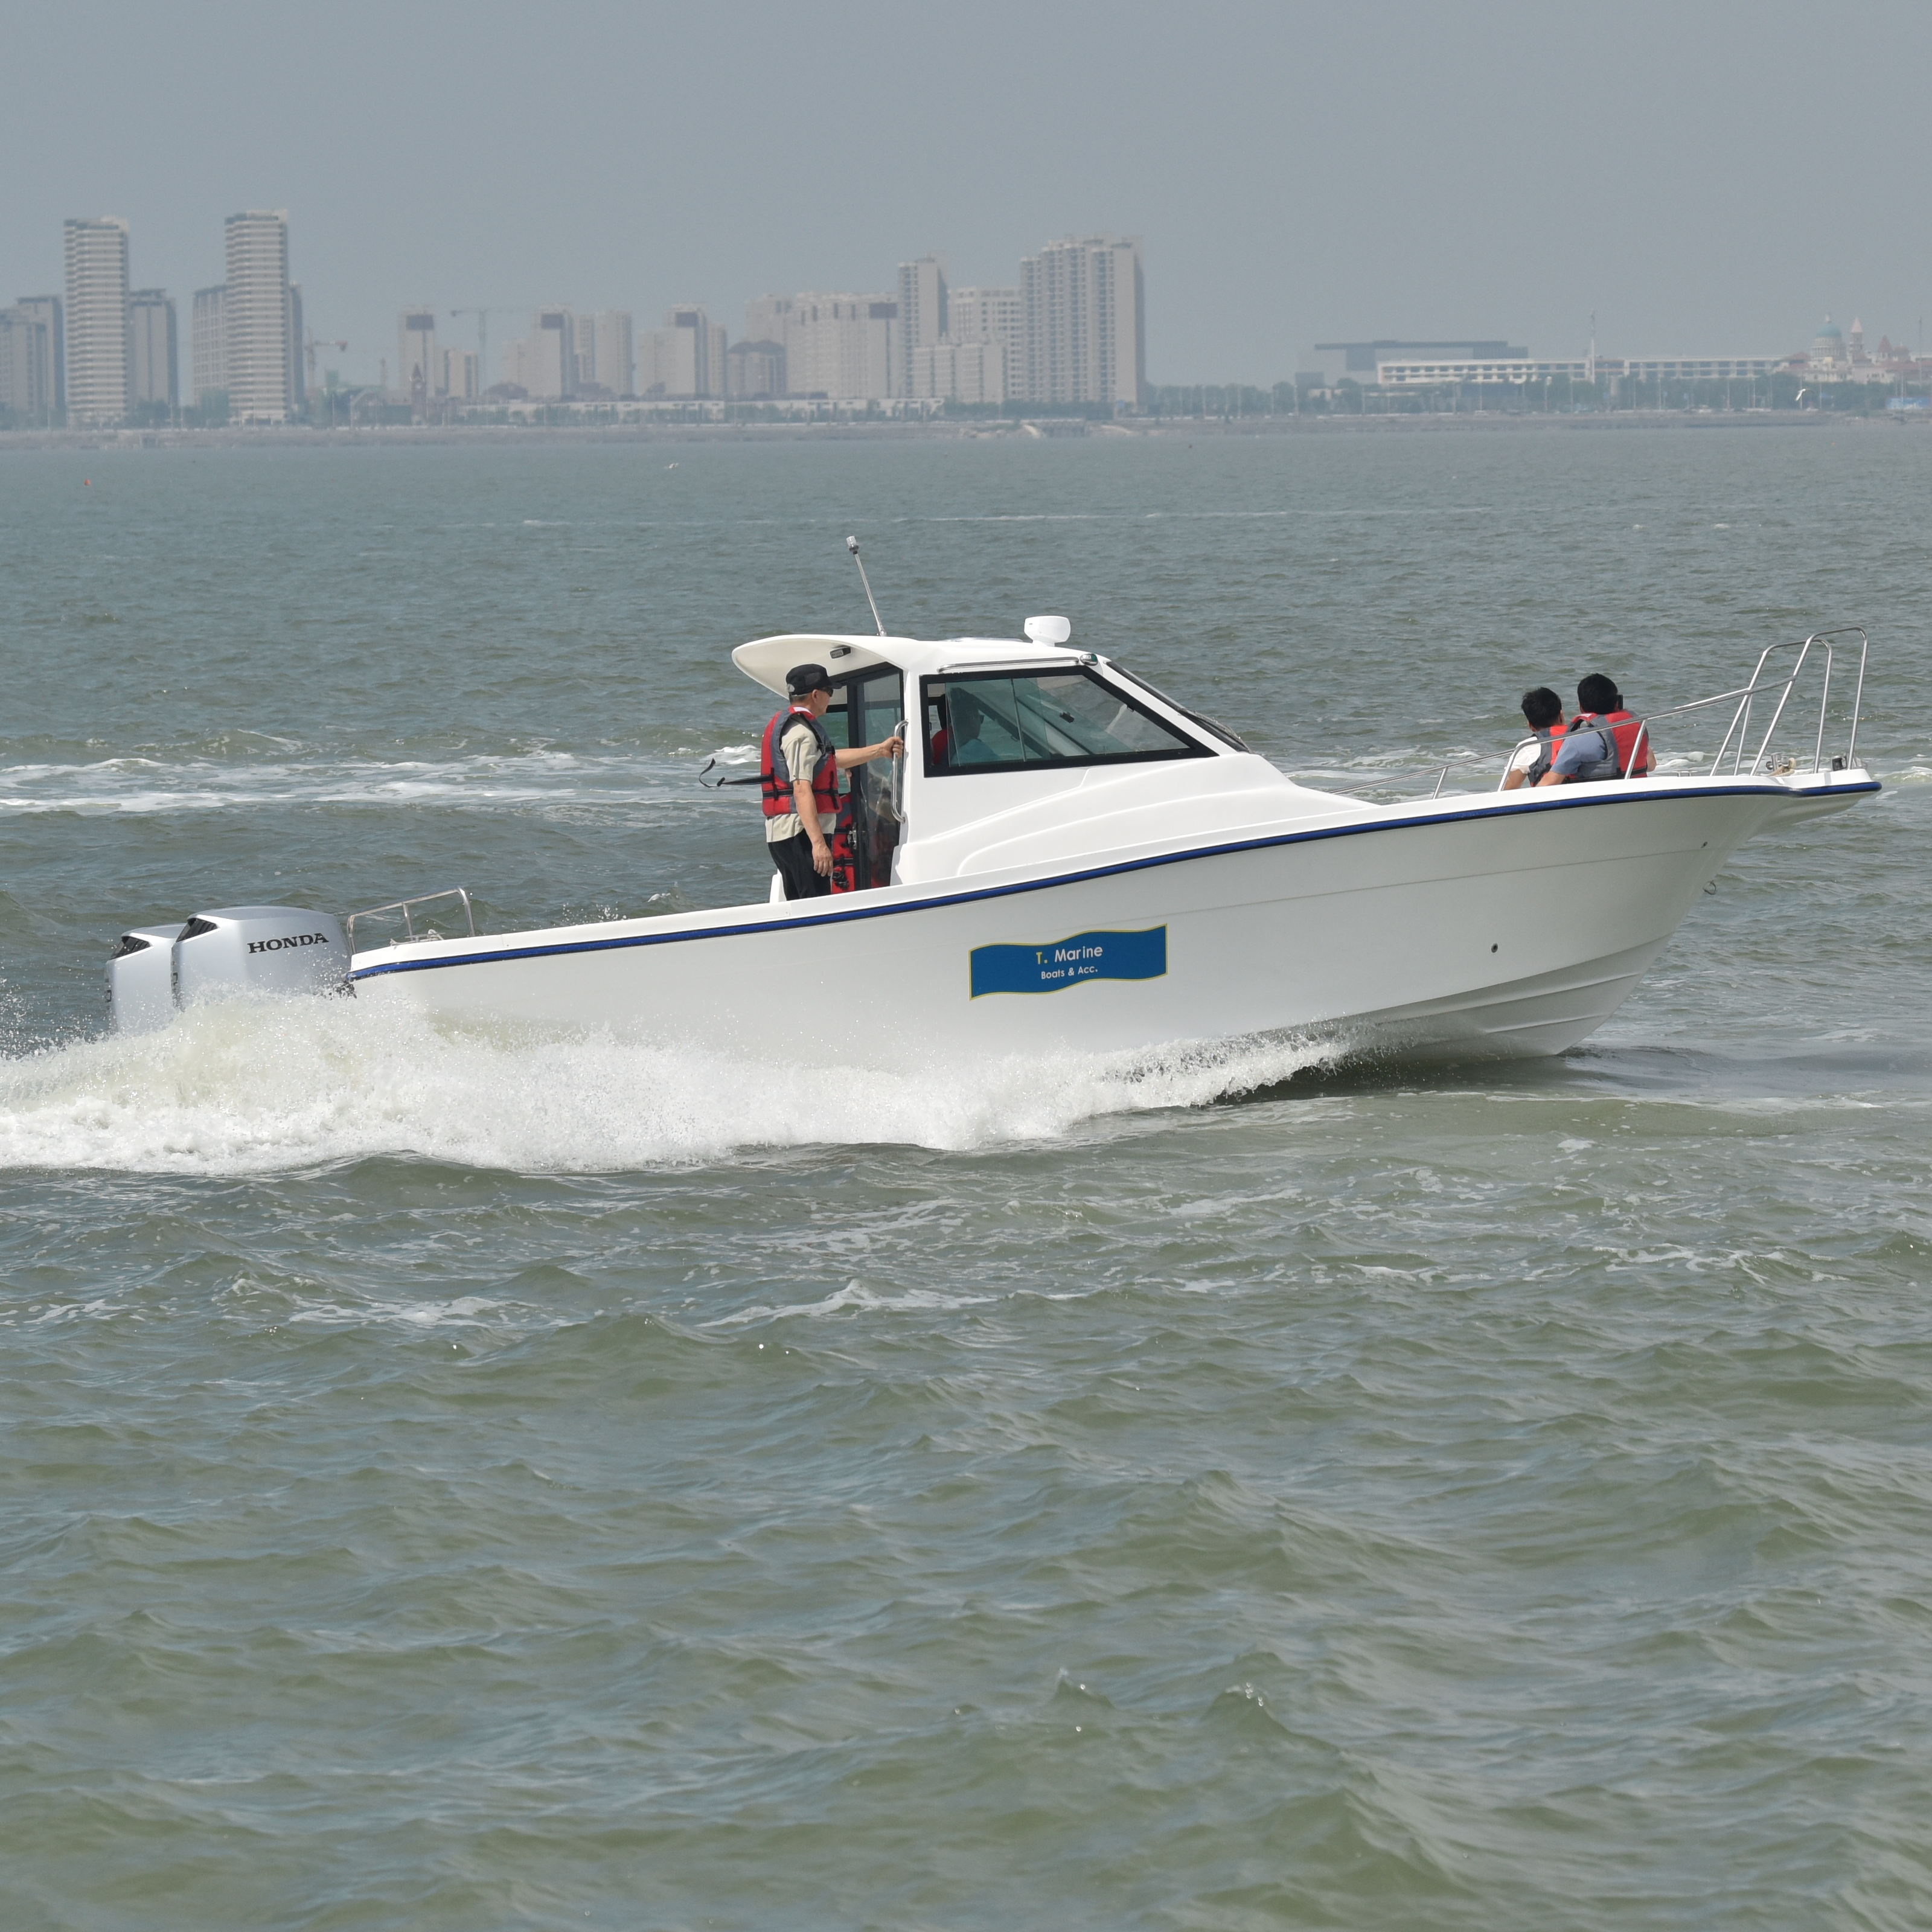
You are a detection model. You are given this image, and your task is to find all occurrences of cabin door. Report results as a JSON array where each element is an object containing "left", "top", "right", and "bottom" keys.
[{"left": 831, "top": 668, "right": 905, "bottom": 891}]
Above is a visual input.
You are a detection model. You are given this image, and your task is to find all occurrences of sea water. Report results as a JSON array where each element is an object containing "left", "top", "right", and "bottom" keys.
[{"left": 1, "top": 426, "right": 1928, "bottom": 1930}]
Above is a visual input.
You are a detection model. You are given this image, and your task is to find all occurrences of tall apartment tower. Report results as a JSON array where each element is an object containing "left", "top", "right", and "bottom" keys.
[
  {"left": 896, "top": 256, "right": 947, "bottom": 394},
  {"left": 0, "top": 306, "right": 51, "bottom": 421},
  {"left": 501, "top": 307, "right": 577, "bottom": 399},
  {"left": 585, "top": 311, "right": 633, "bottom": 397},
  {"left": 950, "top": 287, "right": 1020, "bottom": 359},
  {"left": 778, "top": 295, "right": 897, "bottom": 400},
  {"left": 288, "top": 283, "right": 304, "bottom": 416},
  {"left": 947, "top": 286, "right": 1021, "bottom": 407},
  {"left": 398, "top": 307, "right": 440, "bottom": 397},
  {"left": 13, "top": 295, "right": 64, "bottom": 413},
  {"left": 442, "top": 348, "right": 478, "bottom": 400},
  {"left": 224, "top": 211, "right": 292, "bottom": 423},
  {"left": 191, "top": 287, "right": 227, "bottom": 405},
  {"left": 1018, "top": 236, "right": 1145, "bottom": 409},
  {"left": 64, "top": 218, "right": 130, "bottom": 424},
  {"left": 640, "top": 306, "right": 725, "bottom": 398},
  {"left": 129, "top": 290, "right": 178, "bottom": 412},
  {"left": 1, "top": 299, "right": 62, "bottom": 423}
]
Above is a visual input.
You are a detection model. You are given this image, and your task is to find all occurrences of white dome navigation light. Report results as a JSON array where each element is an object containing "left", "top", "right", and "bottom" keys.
[{"left": 1024, "top": 615, "right": 1072, "bottom": 646}]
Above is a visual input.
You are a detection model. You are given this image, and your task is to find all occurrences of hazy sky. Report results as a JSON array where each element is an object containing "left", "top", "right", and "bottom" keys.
[{"left": 8, "top": 0, "right": 1928, "bottom": 387}]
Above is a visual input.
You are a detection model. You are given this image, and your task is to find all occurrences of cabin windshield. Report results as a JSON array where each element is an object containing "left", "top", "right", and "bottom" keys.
[{"left": 923, "top": 668, "right": 1209, "bottom": 776}]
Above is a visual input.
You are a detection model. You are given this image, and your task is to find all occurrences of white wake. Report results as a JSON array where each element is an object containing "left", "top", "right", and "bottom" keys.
[{"left": 0, "top": 996, "right": 1332, "bottom": 1176}]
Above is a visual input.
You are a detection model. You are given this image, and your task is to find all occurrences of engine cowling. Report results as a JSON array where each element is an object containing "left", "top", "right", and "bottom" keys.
[{"left": 106, "top": 905, "right": 348, "bottom": 1032}]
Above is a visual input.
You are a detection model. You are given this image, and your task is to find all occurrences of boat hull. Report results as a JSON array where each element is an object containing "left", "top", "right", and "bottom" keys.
[{"left": 351, "top": 777, "right": 1875, "bottom": 1068}]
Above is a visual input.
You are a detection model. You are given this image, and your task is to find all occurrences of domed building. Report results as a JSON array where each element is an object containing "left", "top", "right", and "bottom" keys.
[{"left": 1809, "top": 316, "right": 1845, "bottom": 374}]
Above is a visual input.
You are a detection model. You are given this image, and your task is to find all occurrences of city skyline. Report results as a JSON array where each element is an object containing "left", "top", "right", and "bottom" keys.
[
  {"left": 6, "top": 195, "right": 1920, "bottom": 427},
  {"left": 1, "top": 1, "right": 1924, "bottom": 397}
]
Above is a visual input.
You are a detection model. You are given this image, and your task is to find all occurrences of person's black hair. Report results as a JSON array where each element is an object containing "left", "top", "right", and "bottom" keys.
[
  {"left": 1576, "top": 672, "right": 1621, "bottom": 714},
  {"left": 1520, "top": 686, "right": 1564, "bottom": 730}
]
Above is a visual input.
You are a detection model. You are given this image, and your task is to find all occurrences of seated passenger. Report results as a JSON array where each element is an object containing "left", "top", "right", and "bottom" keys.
[
  {"left": 1502, "top": 686, "right": 1566, "bottom": 791},
  {"left": 1540, "top": 672, "right": 1655, "bottom": 785},
  {"left": 949, "top": 688, "right": 997, "bottom": 764}
]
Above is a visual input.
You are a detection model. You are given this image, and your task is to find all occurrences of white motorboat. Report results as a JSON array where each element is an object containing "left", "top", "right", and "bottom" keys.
[{"left": 324, "top": 622, "right": 1875, "bottom": 1067}]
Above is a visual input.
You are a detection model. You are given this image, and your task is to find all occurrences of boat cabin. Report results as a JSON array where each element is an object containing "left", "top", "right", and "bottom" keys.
[{"left": 732, "top": 627, "right": 1302, "bottom": 891}]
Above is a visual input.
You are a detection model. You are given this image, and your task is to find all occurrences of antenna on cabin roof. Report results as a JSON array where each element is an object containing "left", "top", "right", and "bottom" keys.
[{"left": 846, "top": 534, "right": 886, "bottom": 638}]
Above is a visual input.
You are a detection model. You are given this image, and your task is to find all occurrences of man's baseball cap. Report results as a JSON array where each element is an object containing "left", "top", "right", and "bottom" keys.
[{"left": 785, "top": 662, "right": 834, "bottom": 696}]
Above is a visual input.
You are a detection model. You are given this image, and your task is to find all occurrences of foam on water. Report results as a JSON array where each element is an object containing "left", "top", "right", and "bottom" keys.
[
  {"left": 0, "top": 994, "right": 1335, "bottom": 1175},
  {"left": 0, "top": 746, "right": 733, "bottom": 815}
]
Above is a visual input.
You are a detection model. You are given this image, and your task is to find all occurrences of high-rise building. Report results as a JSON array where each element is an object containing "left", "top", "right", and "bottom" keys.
[
  {"left": 191, "top": 286, "right": 226, "bottom": 405},
  {"left": 224, "top": 211, "right": 293, "bottom": 423},
  {"left": 533, "top": 305, "right": 575, "bottom": 398},
  {"left": 639, "top": 306, "right": 725, "bottom": 398},
  {"left": 0, "top": 305, "right": 54, "bottom": 421},
  {"left": 896, "top": 256, "right": 947, "bottom": 394},
  {"left": 726, "top": 338, "right": 785, "bottom": 399},
  {"left": 0, "top": 301, "right": 61, "bottom": 423},
  {"left": 583, "top": 311, "right": 633, "bottom": 397},
  {"left": 442, "top": 347, "right": 478, "bottom": 401},
  {"left": 13, "top": 295, "right": 63, "bottom": 413},
  {"left": 128, "top": 289, "right": 178, "bottom": 412},
  {"left": 64, "top": 217, "right": 130, "bottom": 424},
  {"left": 398, "top": 307, "right": 440, "bottom": 397},
  {"left": 778, "top": 294, "right": 897, "bottom": 400},
  {"left": 907, "top": 338, "right": 1005, "bottom": 406},
  {"left": 1018, "top": 236, "right": 1144, "bottom": 408},
  {"left": 287, "top": 283, "right": 304, "bottom": 418},
  {"left": 502, "top": 307, "right": 577, "bottom": 399},
  {"left": 744, "top": 294, "right": 792, "bottom": 346},
  {"left": 949, "top": 286, "right": 1022, "bottom": 369}
]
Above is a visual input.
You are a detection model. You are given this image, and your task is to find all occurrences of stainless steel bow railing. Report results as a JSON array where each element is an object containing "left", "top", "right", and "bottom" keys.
[
  {"left": 1496, "top": 629, "right": 1869, "bottom": 791},
  {"left": 345, "top": 887, "right": 477, "bottom": 950}
]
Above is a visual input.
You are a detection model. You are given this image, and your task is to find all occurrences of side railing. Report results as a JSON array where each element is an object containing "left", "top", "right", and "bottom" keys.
[
  {"left": 1495, "top": 629, "right": 1868, "bottom": 792},
  {"left": 346, "top": 888, "right": 478, "bottom": 952}
]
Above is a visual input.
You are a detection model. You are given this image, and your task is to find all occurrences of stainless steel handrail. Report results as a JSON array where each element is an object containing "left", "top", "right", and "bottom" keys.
[
  {"left": 346, "top": 887, "right": 477, "bottom": 951},
  {"left": 1495, "top": 630, "right": 1869, "bottom": 791}
]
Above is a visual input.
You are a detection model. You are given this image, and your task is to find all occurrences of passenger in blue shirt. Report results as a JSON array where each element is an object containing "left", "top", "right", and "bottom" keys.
[
  {"left": 1543, "top": 673, "right": 1654, "bottom": 785},
  {"left": 950, "top": 689, "right": 998, "bottom": 765}
]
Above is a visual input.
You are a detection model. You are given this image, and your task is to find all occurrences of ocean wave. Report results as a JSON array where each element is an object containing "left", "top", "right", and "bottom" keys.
[
  {"left": 0, "top": 997, "right": 1336, "bottom": 1176},
  {"left": 0, "top": 747, "right": 726, "bottom": 815}
]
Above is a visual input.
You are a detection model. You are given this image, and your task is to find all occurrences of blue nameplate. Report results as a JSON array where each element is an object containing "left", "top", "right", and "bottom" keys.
[{"left": 970, "top": 927, "right": 1167, "bottom": 997}]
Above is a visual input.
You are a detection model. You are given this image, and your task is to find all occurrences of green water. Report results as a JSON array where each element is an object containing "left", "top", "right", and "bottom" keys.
[{"left": 1, "top": 426, "right": 1928, "bottom": 1930}]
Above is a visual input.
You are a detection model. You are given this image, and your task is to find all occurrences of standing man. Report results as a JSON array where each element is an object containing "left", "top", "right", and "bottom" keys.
[{"left": 760, "top": 664, "right": 903, "bottom": 899}]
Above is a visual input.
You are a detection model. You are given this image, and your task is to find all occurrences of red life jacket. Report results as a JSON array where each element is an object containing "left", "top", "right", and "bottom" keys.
[
  {"left": 761, "top": 706, "right": 839, "bottom": 825},
  {"left": 1568, "top": 709, "right": 1648, "bottom": 778},
  {"left": 1521, "top": 720, "right": 1565, "bottom": 782},
  {"left": 763, "top": 707, "right": 856, "bottom": 892},
  {"left": 1605, "top": 708, "right": 1649, "bottom": 773}
]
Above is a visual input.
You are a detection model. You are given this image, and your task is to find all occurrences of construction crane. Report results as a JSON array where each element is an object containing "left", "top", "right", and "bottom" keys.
[
  {"left": 450, "top": 307, "right": 520, "bottom": 391},
  {"left": 302, "top": 330, "right": 349, "bottom": 393}
]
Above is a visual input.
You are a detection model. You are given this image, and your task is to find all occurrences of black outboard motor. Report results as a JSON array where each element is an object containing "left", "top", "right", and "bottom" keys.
[{"left": 106, "top": 905, "right": 349, "bottom": 1032}]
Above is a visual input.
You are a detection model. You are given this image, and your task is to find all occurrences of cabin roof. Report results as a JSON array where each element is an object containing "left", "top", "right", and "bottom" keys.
[{"left": 732, "top": 632, "right": 1086, "bottom": 696}]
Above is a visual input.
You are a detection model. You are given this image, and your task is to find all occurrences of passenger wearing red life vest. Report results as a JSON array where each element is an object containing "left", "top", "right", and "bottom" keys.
[
  {"left": 1502, "top": 686, "right": 1567, "bottom": 790},
  {"left": 761, "top": 663, "right": 904, "bottom": 901},
  {"left": 1539, "top": 672, "right": 1655, "bottom": 786}
]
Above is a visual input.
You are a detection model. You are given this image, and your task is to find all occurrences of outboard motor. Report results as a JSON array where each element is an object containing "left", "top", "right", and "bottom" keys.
[
  {"left": 106, "top": 925, "right": 186, "bottom": 1033},
  {"left": 107, "top": 905, "right": 349, "bottom": 1032}
]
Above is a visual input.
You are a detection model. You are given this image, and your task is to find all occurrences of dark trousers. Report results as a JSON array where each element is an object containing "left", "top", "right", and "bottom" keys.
[{"left": 769, "top": 831, "right": 832, "bottom": 901}]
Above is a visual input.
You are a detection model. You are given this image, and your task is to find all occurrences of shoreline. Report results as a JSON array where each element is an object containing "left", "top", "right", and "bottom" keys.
[{"left": 0, "top": 410, "right": 1905, "bottom": 452}]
